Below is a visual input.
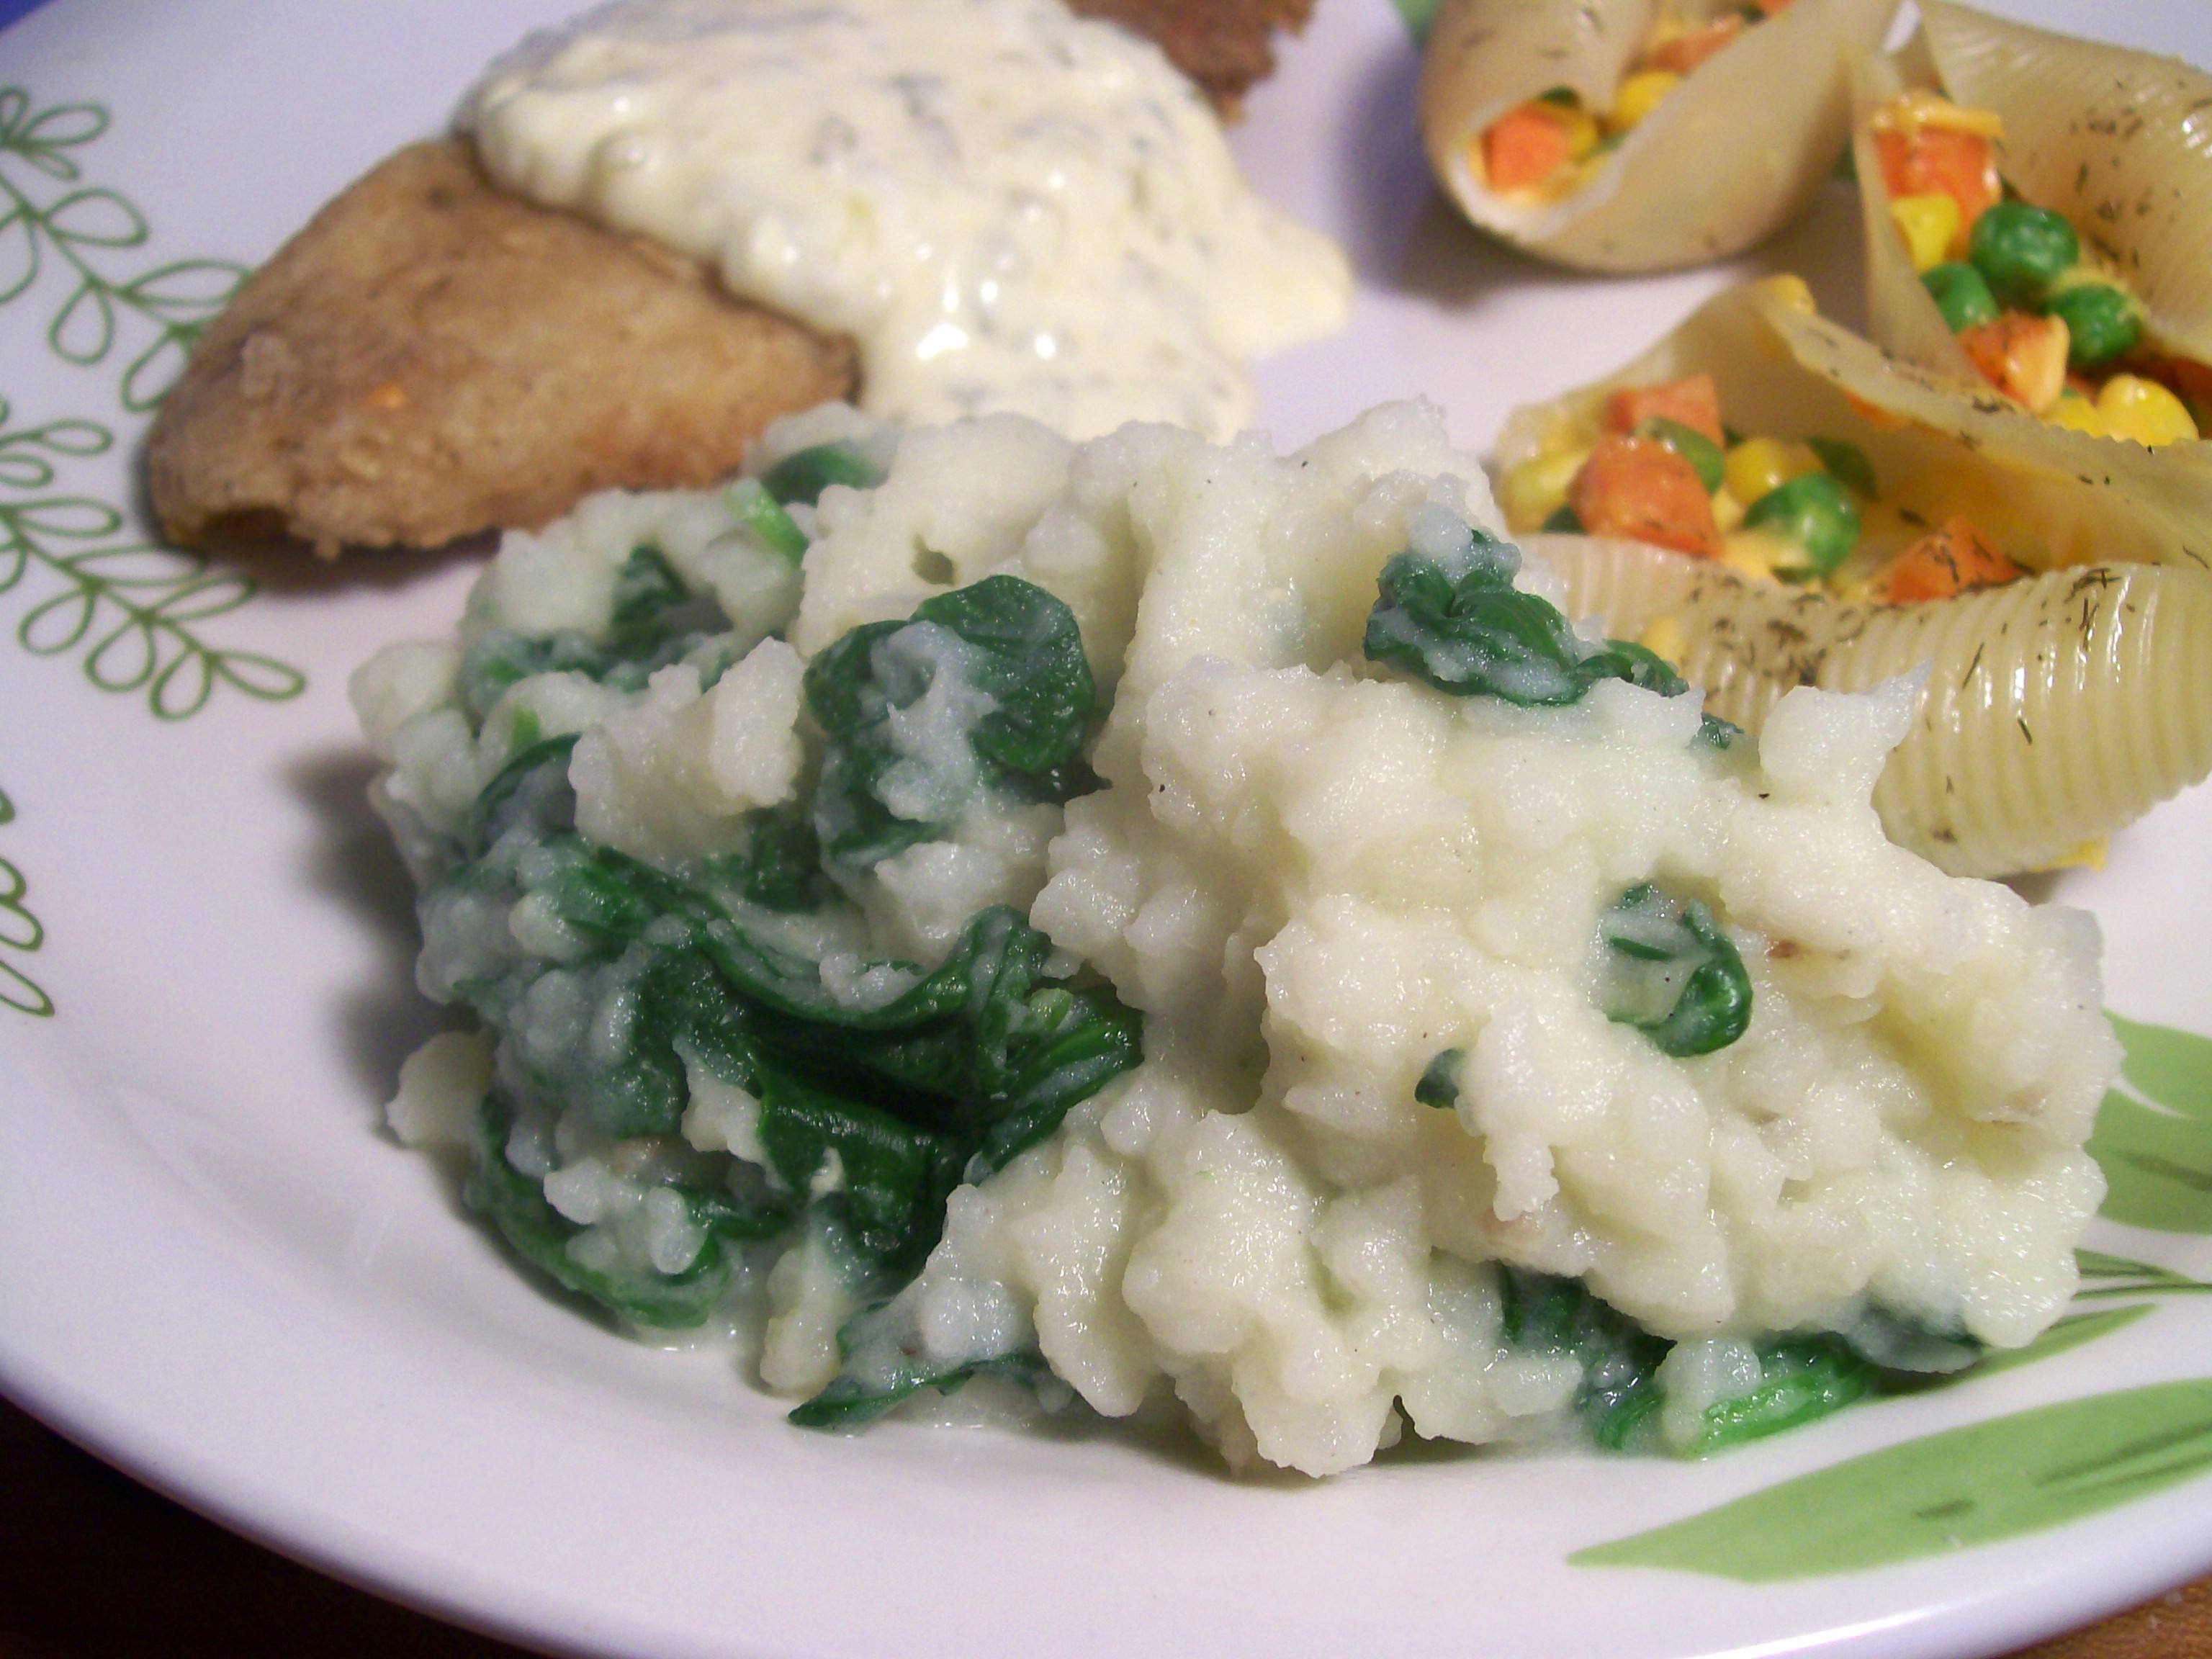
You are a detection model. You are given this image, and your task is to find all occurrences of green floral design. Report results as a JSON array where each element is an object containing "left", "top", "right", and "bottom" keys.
[
  {"left": 0, "top": 86, "right": 303, "bottom": 720},
  {"left": 1573, "top": 1380, "right": 2212, "bottom": 1580},
  {"left": 0, "top": 88, "right": 244, "bottom": 413},
  {"left": 1568, "top": 1015, "right": 2212, "bottom": 1581},
  {"left": 2089, "top": 1016, "right": 2212, "bottom": 1233},
  {"left": 0, "top": 784, "right": 50, "bottom": 1018},
  {"left": 0, "top": 395, "right": 302, "bottom": 716}
]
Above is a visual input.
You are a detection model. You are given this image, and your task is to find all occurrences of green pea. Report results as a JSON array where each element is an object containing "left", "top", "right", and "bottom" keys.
[
  {"left": 1968, "top": 202, "right": 2080, "bottom": 306},
  {"left": 1635, "top": 417, "right": 1725, "bottom": 493},
  {"left": 1542, "top": 503, "right": 1583, "bottom": 533},
  {"left": 1805, "top": 436, "right": 1876, "bottom": 500},
  {"left": 2043, "top": 282, "right": 2141, "bottom": 369},
  {"left": 1743, "top": 471, "right": 1858, "bottom": 579},
  {"left": 1922, "top": 261, "right": 1998, "bottom": 334},
  {"left": 1537, "top": 86, "right": 1581, "bottom": 108}
]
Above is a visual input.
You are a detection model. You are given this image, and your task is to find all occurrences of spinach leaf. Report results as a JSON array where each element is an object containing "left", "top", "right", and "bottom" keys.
[
  {"left": 1497, "top": 1269, "right": 1881, "bottom": 1456},
  {"left": 804, "top": 575, "right": 1097, "bottom": 873},
  {"left": 789, "top": 1341, "right": 1051, "bottom": 1430},
  {"left": 461, "top": 629, "right": 611, "bottom": 721},
  {"left": 724, "top": 479, "right": 809, "bottom": 562},
  {"left": 1362, "top": 528, "right": 1743, "bottom": 747},
  {"left": 703, "top": 806, "right": 834, "bottom": 914},
  {"left": 1499, "top": 1267, "right": 1673, "bottom": 1449},
  {"left": 1416, "top": 1048, "right": 1463, "bottom": 1109},
  {"left": 459, "top": 547, "right": 731, "bottom": 719},
  {"left": 1363, "top": 537, "right": 1589, "bottom": 706},
  {"left": 532, "top": 849, "right": 1140, "bottom": 1160},
  {"left": 1681, "top": 1339, "right": 1871, "bottom": 1456},
  {"left": 561, "top": 945, "right": 759, "bottom": 1141},
  {"left": 465, "top": 1094, "right": 741, "bottom": 1328},
  {"left": 763, "top": 441, "right": 886, "bottom": 507},
  {"left": 1599, "top": 884, "right": 1753, "bottom": 1058},
  {"left": 752, "top": 1061, "right": 968, "bottom": 1270},
  {"left": 466, "top": 734, "right": 580, "bottom": 856}
]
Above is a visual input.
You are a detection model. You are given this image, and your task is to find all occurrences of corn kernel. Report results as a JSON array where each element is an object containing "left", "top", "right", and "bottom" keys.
[
  {"left": 1610, "top": 71, "right": 1681, "bottom": 132},
  {"left": 1761, "top": 274, "right": 1815, "bottom": 315},
  {"left": 1499, "top": 446, "right": 1590, "bottom": 531},
  {"left": 2047, "top": 390, "right": 2107, "bottom": 439},
  {"left": 1638, "top": 614, "right": 1688, "bottom": 666},
  {"left": 1869, "top": 89, "right": 2004, "bottom": 141},
  {"left": 1720, "top": 529, "right": 1787, "bottom": 583},
  {"left": 1710, "top": 486, "right": 1745, "bottom": 533},
  {"left": 2095, "top": 374, "right": 2199, "bottom": 447},
  {"left": 2033, "top": 840, "right": 2108, "bottom": 873},
  {"left": 1888, "top": 192, "right": 1961, "bottom": 274},
  {"left": 1722, "top": 437, "right": 1820, "bottom": 507},
  {"left": 1570, "top": 150, "right": 1614, "bottom": 192},
  {"left": 1557, "top": 105, "right": 1601, "bottom": 159}
]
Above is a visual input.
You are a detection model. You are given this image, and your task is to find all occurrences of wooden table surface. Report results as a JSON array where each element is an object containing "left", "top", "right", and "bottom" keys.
[{"left": 1, "top": 1394, "right": 2204, "bottom": 1658}]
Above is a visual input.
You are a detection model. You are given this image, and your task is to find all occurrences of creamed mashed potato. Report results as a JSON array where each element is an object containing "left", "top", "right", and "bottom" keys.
[{"left": 362, "top": 400, "right": 2116, "bottom": 1476}]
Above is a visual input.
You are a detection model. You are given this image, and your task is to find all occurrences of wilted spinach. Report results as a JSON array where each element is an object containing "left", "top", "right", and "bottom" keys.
[
  {"left": 1599, "top": 884, "right": 1754, "bottom": 1058},
  {"left": 804, "top": 574, "right": 1100, "bottom": 871},
  {"left": 1362, "top": 526, "right": 1740, "bottom": 748},
  {"left": 459, "top": 546, "right": 731, "bottom": 719},
  {"left": 763, "top": 440, "right": 886, "bottom": 507},
  {"left": 467, "top": 1093, "right": 786, "bottom": 1329},
  {"left": 1496, "top": 1269, "right": 1973, "bottom": 1456}
]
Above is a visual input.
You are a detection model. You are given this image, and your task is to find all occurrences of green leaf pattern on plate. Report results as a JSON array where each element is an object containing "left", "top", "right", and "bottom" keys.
[
  {"left": 0, "top": 86, "right": 305, "bottom": 721},
  {"left": 2088, "top": 1016, "right": 2212, "bottom": 1234},
  {"left": 1573, "top": 1380, "right": 2212, "bottom": 1580},
  {"left": 0, "top": 783, "right": 50, "bottom": 1017},
  {"left": 0, "top": 395, "right": 305, "bottom": 716},
  {"left": 1571, "top": 1015, "right": 2212, "bottom": 1579},
  {"left": 0, "top": 88, "right": 246, "bottom": 412}
]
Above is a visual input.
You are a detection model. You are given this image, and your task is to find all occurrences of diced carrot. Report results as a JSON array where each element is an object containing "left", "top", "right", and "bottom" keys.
[
  {"left": 1750, "top": 0, "right": 1794, "bottom": 13},
  {"left": 1881, "top": 516, "right": 2022, "bottom": 603},
  {"left": 1959, "top": 313, "right": 2069, "bottom": 413},
  {"left": 1482, "top": 102, "right": 1573, "bottom": 193},
  {"left": 1603, "top": 373, "right": 1725, "bottom": 445},
  {"left": 1645, "top": 16, "right": 1743, "bottom": 75},
  {"left": 1570, "top": 435, "right": 1722, "bottom": 559},
  {"left": 1874, "top": 127, "right": 2000, "bottom": 236},
  {"left": 1843, "top": 391, "right": 1910, "bottom": 431}
]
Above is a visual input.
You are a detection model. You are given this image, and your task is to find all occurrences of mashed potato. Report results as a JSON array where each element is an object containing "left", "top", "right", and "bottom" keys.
[{"left": 360, "top": 399, "right": 2116, "bottom": 1476}]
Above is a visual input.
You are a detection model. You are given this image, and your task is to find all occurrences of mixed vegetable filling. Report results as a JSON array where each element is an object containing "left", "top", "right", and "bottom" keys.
[
  {"left": 1872, "top": 89, "right": 2204, "bottom": 444},
  {"left": 415, "top": 446, "right": 1989, "bottom": 1450},
  {"left": 1499, "top": 369, "right": 2026, "bottom": 603},
  {"left": 1477, "top": 1, "right": 1792, "bottom": 201}
]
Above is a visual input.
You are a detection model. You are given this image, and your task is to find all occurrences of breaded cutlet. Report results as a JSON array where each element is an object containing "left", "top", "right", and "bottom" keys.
[
  {"left": 146, "top": 1, "right": 1318, "bottom": 558},
  {"left": 146, "top": 141, "right": 857, "bottom": 558},
  {"left": 1071, "top": 0, "right": 1316, "bottom": 109}
]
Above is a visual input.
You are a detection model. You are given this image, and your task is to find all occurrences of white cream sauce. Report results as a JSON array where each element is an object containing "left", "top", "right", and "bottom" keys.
[{"left": 466, "top": 0, "right": 1351, "bottom": 440}]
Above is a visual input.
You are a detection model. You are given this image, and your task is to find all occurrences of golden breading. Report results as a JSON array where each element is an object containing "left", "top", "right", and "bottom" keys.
[
  {"left": 1069, "top": 0, "right": 1316, "bottom": 109},
  {"left": 145, "top": 140, "right": 857, "bottom": 557}
]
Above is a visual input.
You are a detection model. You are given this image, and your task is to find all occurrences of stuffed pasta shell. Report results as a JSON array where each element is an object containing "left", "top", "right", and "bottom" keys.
[
  {"left": 1494, "top": 277, "right": 2212, "bottom": 875},
  {"left": 1854, "top": 3, "right": 2212, "bottom": 446},
  {"left": 1539, "top": 539, "right": 2212, "bottom": 875},
  {"left": 1419, "top": 0, "right": 1897, "bottom": 272}
]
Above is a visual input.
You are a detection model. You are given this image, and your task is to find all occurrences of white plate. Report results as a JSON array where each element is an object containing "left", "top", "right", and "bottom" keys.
[{"left": 3, "top": 2, "right": 2211, "bottom": 1655}]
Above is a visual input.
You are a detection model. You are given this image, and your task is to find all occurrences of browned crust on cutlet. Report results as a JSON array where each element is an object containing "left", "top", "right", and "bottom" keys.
[
  {"left": 145, "top": 140, "right": 856, "bottom": 557},
  {"left": 1069, "top": 0, "right": 1316, "bottom": 109}
]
